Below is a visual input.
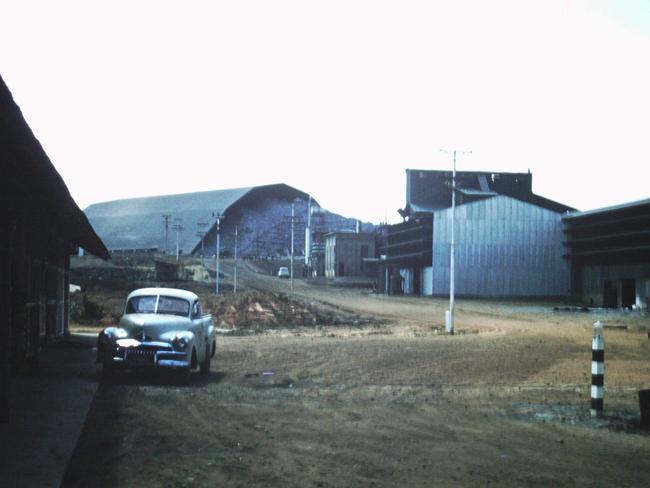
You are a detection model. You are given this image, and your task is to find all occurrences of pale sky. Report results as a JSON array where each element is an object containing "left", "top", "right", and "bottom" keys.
[{"left": 2, "top": 0, "right": 649, "bottom": 223}]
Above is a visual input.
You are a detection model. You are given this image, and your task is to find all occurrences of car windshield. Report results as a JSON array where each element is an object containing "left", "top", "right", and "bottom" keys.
[{"left": 125, "top": 295, "right": 190, "bottom": 317}]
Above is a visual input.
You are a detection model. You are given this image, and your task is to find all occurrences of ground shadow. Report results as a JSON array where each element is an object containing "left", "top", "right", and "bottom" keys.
[{"left": 100, "top": 368, "right": 226, "bottom": 387}]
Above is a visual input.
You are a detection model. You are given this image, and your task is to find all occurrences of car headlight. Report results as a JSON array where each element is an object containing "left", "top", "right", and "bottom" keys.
[
  {"left": 100, "top": 327, "right": 128, "bottom": 341},
  {"left": 114, "top": 328, "right": 129, "bottom": 339},
  {"left": 173, "top": 335, "right": 189, "bottom": 351}
]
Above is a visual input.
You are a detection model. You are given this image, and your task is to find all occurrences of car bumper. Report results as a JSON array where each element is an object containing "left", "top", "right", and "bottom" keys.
[{"left": 105, "top": 342, "right": 190, "bottom": 369}]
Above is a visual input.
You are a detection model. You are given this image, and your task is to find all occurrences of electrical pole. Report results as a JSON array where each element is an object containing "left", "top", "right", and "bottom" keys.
[
  {"left": 290, "top": 202, "right": 295, "bottom": 293},
  {"left": 214, "top": 212, "right": 222, "bottom": 295},
  {"left": 172, "top": 218, "right": 183, "bottom": 262},
  {"left": 162, "top": 214, "right": 171, "bottom": 255},
  {"left": 234, "top": 226, "right": 238, "bottom": 295},
  {"left": 197, "top": 221, "right": 208, "bottom": 267},
  {"left": 305, "top": 196, "right": 312, "bottom": 267},
  {"left": 449, "top": 152, "right": 456, "bottom": 334},
  {"left": 441, "top": 149, "right": 471, "bottom": 334}
]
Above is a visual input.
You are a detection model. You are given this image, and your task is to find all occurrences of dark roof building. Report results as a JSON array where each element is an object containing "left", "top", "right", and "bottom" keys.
[
  {"left": 400, "top": 169, "right": 573, "bottom": 218},
  {"left": 563, "top": 198, "right": 650, "bottom": 309},
  {"left": 0, "top": 73, "right": 108, "bottom": 423}
]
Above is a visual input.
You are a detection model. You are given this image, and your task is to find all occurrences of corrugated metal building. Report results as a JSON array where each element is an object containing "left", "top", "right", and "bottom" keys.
[
  {"left": 0, "top": 74, "right": 109, "bottom": 422},
  {"left": 564, "top": 198, "right": 650, "bottom": 309},
  {"left": 432, "top": 196, "right": 569, "bottom": 297},
  {"left": 382, "top": 169, "right": 573, "bottom": 297}
]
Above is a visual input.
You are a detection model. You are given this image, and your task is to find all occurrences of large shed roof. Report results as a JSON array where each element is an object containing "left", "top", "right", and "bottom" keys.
[{"left": 85, "top": 184, "right": 312, "bottom": 254}]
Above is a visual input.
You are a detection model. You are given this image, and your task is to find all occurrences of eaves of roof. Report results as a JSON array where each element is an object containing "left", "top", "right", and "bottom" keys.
[
  {"left": 563, "top": 197, "right": 650, "bottom": 220},
  {"left": 0, "top": 74, "right": 110, "bottom": 260}
]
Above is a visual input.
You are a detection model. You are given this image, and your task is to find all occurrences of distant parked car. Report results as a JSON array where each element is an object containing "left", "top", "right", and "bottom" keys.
[
  {"left": 96, "top": 287, "right": 216, "bottom": 383},
  {"left": 277, "top": 266, "right": 290, "bottom": 278}
]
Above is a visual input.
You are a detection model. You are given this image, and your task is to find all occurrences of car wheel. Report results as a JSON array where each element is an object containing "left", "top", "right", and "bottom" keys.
[{"left": 200, "top": 345, "right": 211, "bottom": 375}]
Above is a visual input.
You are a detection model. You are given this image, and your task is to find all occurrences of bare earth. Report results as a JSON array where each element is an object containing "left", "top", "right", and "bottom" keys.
[{"left": 62, "top": 263, "right": 650, "bottom": 487}]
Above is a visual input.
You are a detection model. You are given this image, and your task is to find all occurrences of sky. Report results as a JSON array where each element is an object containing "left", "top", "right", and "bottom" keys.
[{"left": 1, "top": 0, "right": 649, "bottom": 224}]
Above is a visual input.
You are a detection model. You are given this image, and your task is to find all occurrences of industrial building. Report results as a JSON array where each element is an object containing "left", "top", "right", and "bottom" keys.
[
  {"left": 0, "top": 74, "right": 109, "bottom": 422},
  {"left": 431, "top": 195, "right": 569, "bottom": 297},
  {"left": 564, "top": 198, "right": 650, "bottom": 309},
  {"left": 324, "top": 232, "right": 376, "bottom": 278},
  {"left": 382, "top": 169, "right": 573, "bottom": 297},
  {"left": 85, "top": 185, "right": 368, "bottom": 263}
]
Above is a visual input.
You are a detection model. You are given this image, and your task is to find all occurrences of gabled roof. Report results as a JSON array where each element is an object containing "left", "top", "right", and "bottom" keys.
[
  {"left": 85, "top": 184, "right": 313, "bottom": 254},
  {"left": 0, "top": 74, "right": 109, "bottom": 260},
  {"left": 432, "top": 194, "right": 566, "bottom": 220}
]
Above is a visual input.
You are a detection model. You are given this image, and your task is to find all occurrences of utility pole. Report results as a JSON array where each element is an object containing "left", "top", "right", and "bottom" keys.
[
  {"left": 214, "top": 212, "right": 222, "bottom": 295},
  {"left": 162, "top": 214, "right": 171, "bottom": 255},
  {"left": 234, "top": 226, "right": 238, "bottom": 295},
  {"left": 197, "top": 221, "right": 208, "bottom": 267},
  {"left": 305, "top": 196, "right": 312, "bottom": 267},
  {"left": 290, "top": 202, "right": 295, "bottom": 293},
  {"left": 172, "top": 218, "right": 183, "bottom": 262},
  {"left": 441, "top": 149, "right": 471, "bottom": 334}
]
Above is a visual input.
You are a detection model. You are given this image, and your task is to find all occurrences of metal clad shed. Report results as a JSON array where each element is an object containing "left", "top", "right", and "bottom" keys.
[
  {"left": 563, "top": 198, "right": 650, "bottom": 309},
  {"left": 431, "top": 195, "right": 569, "bottom": 297}
]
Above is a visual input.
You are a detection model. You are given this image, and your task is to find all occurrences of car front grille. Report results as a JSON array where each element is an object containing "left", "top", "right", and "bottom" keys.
[{"left": 123, "top": 348, "right": 155, "bottom": 365}]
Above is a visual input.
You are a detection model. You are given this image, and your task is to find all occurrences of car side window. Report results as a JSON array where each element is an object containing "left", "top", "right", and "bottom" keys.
[{"left": 192, "top": 301, "right": 201, "bottom": 319}]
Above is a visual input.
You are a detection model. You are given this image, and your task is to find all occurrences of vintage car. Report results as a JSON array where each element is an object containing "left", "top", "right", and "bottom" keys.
[{"left": 97, "top": 287, "right": 216, "bottom": 383}]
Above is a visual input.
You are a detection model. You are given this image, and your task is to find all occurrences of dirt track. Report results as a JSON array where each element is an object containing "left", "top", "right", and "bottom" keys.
[{"left": 63, "top": 262, "right": 650, "bottom": 487}]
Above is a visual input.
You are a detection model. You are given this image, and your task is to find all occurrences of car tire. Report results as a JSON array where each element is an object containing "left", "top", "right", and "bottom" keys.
[{"left": 200, "top": 345, "right": 211, "bottom": 375}]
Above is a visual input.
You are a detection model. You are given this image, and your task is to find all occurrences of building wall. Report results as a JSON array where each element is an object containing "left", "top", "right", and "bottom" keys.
[
  {"left": 431, "top": 196, "right": 569, "bottom": 297},
  {"left": 324, "top": 235, "right": 335, "bottom": 278},
  {"left": 421, "top": 266, "right": 433, "bottom": 296},
  {"left": 577, "top": 263, "right": 650, "bottom": 309},
  {"left": 199, "top": 198, "right": 367, "bottom": 260},
  {"left": 563, "top": 199, "right": 650, "bottom": 309},
  {"left": 325, "top": 234, "right": 375, "bottom": 278},
  {"left": 202, "top": 198, "right": 309, "bottom": 258}
]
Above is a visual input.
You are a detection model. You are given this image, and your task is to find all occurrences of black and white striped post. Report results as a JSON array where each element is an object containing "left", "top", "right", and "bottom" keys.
[{"left": 591, "top": 320, "right": 604, "bottom": 416}]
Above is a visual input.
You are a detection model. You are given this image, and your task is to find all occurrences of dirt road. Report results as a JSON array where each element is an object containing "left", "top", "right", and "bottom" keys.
[{"left": 63, "top": 264, "right": 650, "bottom": 487}]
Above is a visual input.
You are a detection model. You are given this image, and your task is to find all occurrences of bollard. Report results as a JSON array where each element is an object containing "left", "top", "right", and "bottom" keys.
[
  {"left": 639, "top": 390, "right": 650, "bottom": 428},
  {"left": 590, "top": 320, "right": 604, "bottom": 417}
]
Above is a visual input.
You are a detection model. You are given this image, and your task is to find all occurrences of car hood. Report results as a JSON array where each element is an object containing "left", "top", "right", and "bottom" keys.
[{"left": 119, "top": 314, "right": 193, "bottom": 340}]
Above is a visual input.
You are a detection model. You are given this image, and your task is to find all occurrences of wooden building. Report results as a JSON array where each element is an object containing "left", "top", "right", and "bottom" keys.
[{"left": 0, "top": 74, "right": 109, "bottom": 423}]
